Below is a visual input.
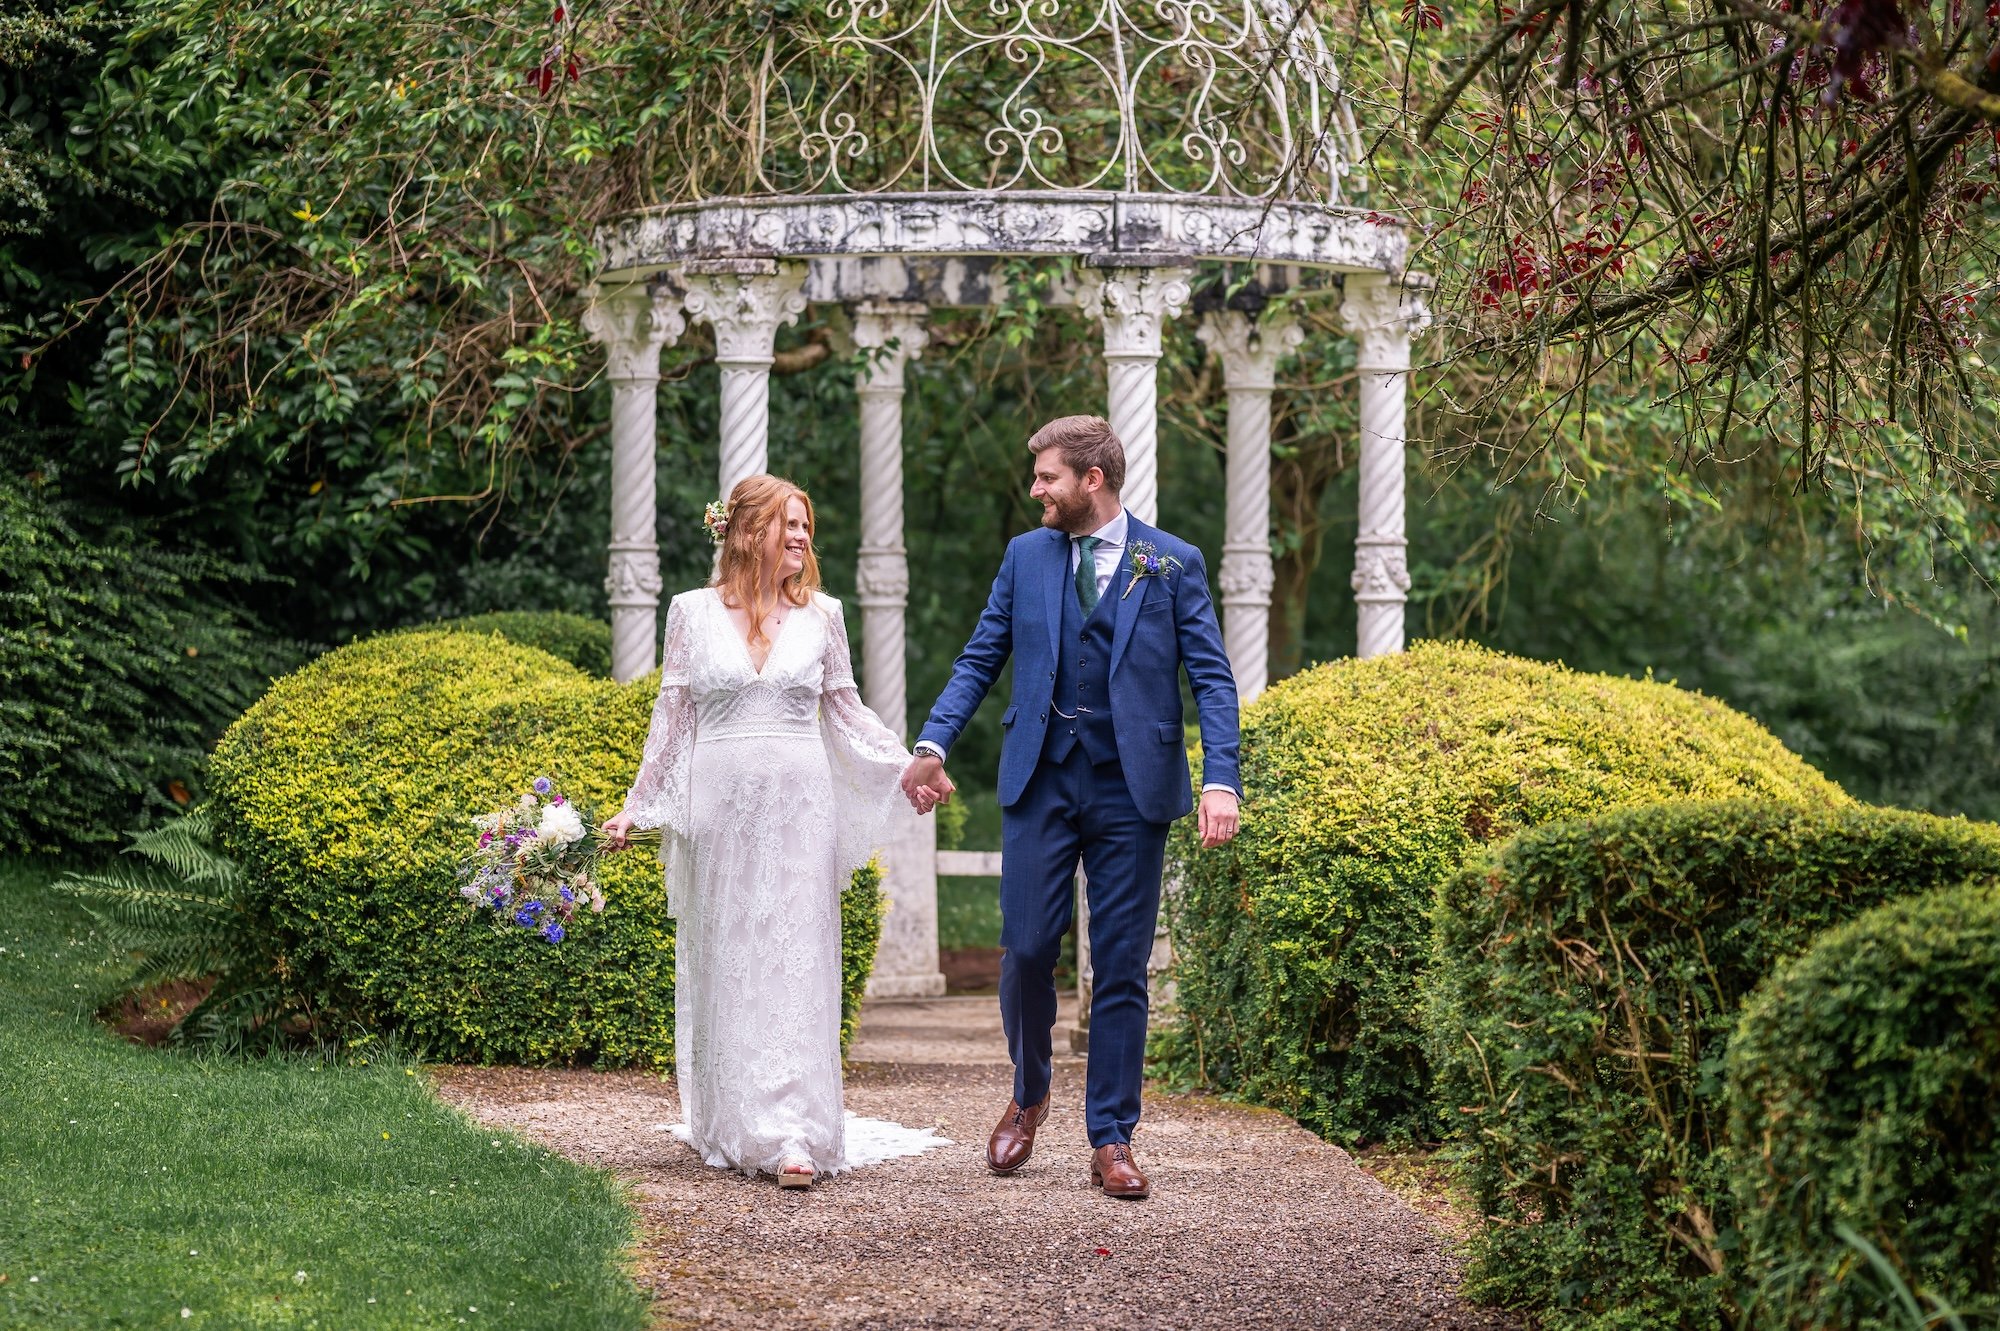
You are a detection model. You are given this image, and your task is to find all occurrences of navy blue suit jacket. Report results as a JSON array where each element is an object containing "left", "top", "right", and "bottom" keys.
[{"left": 917, "top": 513, "right": 1242, "bottom": 825}]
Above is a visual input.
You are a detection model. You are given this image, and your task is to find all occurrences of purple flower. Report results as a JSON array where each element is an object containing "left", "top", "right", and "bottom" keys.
[
  {"left": 532, "top": 777, "right": 553, "bottom": 795},
  {"left": 541, "top": 922, "right": 565, "bottom": 944}
]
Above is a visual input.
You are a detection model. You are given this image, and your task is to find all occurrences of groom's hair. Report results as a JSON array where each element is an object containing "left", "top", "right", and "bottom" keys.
[{"left": 1027, "top": 415, "right": 1125, "bottom": 493}]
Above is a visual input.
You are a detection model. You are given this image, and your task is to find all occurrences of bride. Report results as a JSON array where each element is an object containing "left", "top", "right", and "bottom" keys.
[{"left": 601, "top": 474, "right": 947, "bottom": 1188}]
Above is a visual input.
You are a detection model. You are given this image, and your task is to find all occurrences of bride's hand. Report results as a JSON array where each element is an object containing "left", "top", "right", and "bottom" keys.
[{"left": 600, "top": 811, "right": 636, "bottom": 851}]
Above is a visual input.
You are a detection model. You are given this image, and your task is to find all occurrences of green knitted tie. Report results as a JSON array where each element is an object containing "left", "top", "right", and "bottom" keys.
[{"left": 1074, "top": 535, "right": 1102, "bottom": 617}]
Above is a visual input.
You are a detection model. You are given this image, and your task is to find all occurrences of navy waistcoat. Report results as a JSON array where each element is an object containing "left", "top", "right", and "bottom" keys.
[{"left": 1044, "top": 563, "right": 1120, "bottom": 766}]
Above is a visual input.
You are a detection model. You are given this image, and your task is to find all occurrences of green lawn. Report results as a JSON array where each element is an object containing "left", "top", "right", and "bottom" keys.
[{"left": 0, "top": 858, "right": 648, "bottom": 1330}]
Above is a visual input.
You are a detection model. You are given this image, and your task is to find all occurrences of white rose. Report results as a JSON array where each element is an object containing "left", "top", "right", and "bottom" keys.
[{"left": 537, "top": 802, "right": 586, "bottom": 846}]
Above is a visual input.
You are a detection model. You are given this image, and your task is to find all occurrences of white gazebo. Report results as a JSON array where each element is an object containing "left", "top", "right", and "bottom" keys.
[{"left": 584, "top": 0, "right": 1430, "bottom": 1000}]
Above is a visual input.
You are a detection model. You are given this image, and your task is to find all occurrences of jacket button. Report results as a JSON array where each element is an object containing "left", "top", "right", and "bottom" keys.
[{"left": 1040, "top": 712, "right": 1047, "bottom": 721}]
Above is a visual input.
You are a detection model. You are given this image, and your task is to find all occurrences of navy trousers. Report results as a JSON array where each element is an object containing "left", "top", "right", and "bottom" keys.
[{"left": 999, "top": 745, "right": 1171, "bottom": 1147}]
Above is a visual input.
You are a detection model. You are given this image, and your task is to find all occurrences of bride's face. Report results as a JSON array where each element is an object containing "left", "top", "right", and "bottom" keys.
[{"left": 764, "top": 496, "right": 811, "bottom": 582}]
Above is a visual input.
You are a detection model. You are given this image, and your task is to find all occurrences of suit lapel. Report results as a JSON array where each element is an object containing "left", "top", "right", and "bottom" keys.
[
  {"left": 1109, "top": 513, "right": 1153, "bottom": 678},
  {"left": 1042, "top": 526, "right": 1069, "bottom": 662}
]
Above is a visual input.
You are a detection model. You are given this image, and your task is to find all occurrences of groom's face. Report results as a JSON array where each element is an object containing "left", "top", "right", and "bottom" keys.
[{"left": 1030, "top": 453, "right": 1098, "bottom": 534}]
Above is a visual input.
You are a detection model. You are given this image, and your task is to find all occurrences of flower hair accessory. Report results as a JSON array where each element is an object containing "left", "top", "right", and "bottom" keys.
[
  {"left": 702, "top": 499, "right": 729, "bottom": 546},
  {"left": 1122, "top": 540, "right": 1184, "bottom": 598}
]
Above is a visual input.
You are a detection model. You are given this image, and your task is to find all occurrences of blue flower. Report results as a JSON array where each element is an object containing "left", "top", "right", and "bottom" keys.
[
  {"left": 513, "top": 901, "right": 544, "bottom": 927},
  {"left": 532, "top": 777, "right": 553, "bottom": 795},
  {"left": 559, "top": 885, "right": 575, "bottom": 904},
  {"left": 541, "top": 922, "right": 565, "bottom": 944}
]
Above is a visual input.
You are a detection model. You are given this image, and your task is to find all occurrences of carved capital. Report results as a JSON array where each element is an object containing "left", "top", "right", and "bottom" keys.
[
  {"left": 582, "top": 282, "right": 685, "bottom": 383},
  {"left": 855, "top": 550, "right": 912, "bottom": 602},
  {"left": 848, "top": 301, "right": 930, "bottom": 392},
  {"left": 1339, "top": 275, "right": 1432, "bottom": 372},
  {"left": 681, "top": 264, "right": 809, "bottom": 363},
  {"left": 1077, "top": 265, "right": 1194, "bottom": 359},
  {"left": 1218, "top": 549, "right": 1276, "bottom": 602},
  {"left": 1350, "top": 539, "right": 1411, "bottom": 602},
  {"left": 1197, "top": 309, "right": 1305, "bottom": 391},
  {"left": 604, "top": 546, "right": 663, "bottom": 605}
]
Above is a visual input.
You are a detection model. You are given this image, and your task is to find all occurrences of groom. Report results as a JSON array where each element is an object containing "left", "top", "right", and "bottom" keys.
[{"left": 900, "top": 414, "right": 1241, "bottom": 1201}]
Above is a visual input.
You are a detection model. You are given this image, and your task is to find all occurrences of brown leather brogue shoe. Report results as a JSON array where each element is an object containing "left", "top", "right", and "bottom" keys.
[
  {"left": 985, "top": 1094, "right": 1050, "bottom": 1175},
  {"left": 1090, "top": 1143, "right": 1150, "bottom": 1200}
]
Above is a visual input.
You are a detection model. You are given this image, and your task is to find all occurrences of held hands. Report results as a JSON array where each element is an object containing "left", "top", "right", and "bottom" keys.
[
  {"left": 899, "top": 754, "right": 955, "bottom": 816},
  {"left": 1197, "top": 789, "right": 1241, "bottom": 850}
]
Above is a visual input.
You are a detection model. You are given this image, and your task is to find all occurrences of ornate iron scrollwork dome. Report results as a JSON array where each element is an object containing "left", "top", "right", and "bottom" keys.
[{"left": 597, "top": 0, "right": 1400, "bottom": 277}]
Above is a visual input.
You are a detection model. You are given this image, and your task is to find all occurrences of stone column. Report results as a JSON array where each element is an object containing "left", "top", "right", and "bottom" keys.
[
  {"left": 1077, "top": 262, "right": 1194, "bottom": 523},
  {"left": 847, "top": 302, "right": 946, "bottom": 1000},
  {"left": 582, "top": 279, "right": 685, "bottom": 683},
  {"left": 1339, "top": 275, "right": 1432, "bottom": 659},
  {"left": 680, "top": 259, "right": 809, "bottom": 497},
  {"left": 1197, "top": 308, "right": 1303, "bottom": 703}
]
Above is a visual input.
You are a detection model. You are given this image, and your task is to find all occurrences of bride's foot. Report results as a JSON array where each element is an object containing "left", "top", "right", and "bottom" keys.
[{"left": 777, "top": 1159, "right": 815, "bottom": 1189}]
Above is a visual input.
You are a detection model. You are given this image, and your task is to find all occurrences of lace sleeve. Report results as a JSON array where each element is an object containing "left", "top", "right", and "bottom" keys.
[
  {"left": 621, "top": 593, "right": 695, "bottom": 836},
  {"left": 815, "top": 595, "right": 913, "bottom": 886}
]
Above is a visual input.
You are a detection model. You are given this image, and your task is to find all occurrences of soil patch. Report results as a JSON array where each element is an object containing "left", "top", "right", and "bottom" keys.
[{"left": 102, "top": 977, "right": 214, "bottom": 1046}]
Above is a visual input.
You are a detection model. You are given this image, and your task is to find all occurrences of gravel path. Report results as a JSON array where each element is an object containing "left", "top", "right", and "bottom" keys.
[{"left": 431, "top": 998, "right": 1513, "bottom": 1331}]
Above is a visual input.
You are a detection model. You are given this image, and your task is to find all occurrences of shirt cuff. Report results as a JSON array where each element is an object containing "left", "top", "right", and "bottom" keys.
[
  {"left": 1201, "top": 783, "right": 1238, "bottom": 795},
  {"left": 913, "top": 740, "right": 948, "bottom": 761}
]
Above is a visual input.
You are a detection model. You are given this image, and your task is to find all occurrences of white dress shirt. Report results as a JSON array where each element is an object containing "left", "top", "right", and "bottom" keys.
[{"left": 915, "top": 509, "right": 1235, "bottom": 797}]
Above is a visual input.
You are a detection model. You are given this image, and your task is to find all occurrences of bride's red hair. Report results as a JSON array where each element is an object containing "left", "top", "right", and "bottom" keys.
[{"left": 711, "top": 474, "right": 820, "bottom": 647}]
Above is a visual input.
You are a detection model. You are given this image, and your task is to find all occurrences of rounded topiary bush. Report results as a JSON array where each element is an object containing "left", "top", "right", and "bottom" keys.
[
  {"left": 1434, "top": 800, "right": 2000, "bottom": 1331},
  {"left": 207, "top": 629, "right": 885, "bottom": 1065},
  {"left": 414, "top": 612, "right": 613, "bottom": 677},
  {"left": 1729, "top": 878, "right": 2000, "bottom": 1329},
  {"left": 1161, "top": 641, "right": 1847, "bottom": 1145}
]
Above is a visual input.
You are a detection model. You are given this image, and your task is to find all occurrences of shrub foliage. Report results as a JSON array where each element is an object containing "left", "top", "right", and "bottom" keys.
[
  {"left": 0, "top": 477, "right": 296, "bottom": 853},
  {"left": 1161, "top": 641, "right": 1845, "bottom": 1144},
  {"left": 1432, "top": 801, "right": 2000, "bottom": 1331},
  {"left": 207, "top": 629, "right": 884, "bottom": 1064},
  {"left": 415, "top": 612, "right": 613, "bottom": 678},
  {"left": 1728, "top": 879, "right": 2000, "bottom": 1329}
]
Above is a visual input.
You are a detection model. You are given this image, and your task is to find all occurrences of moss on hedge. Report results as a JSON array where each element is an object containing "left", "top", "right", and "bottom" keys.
[
  {"left": 414, "top": 611, "right": 613, "bottom": 677},
  {"left": 207, "top": 629, "right": 884, "bottom": 1066},
  {"left": 1729, "top": 878, "right": 2000, "bottom": 1329},
  {"left": 1160, "top": 641, "right": 1846, "bottom": 1145},
  {"left": 1433, "top": 800, "right": 2000, "bottom": 1331}
]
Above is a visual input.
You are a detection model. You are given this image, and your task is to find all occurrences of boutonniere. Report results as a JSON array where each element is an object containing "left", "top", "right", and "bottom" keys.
[{"left": 1122, "top": 541, "right": 1184, "bottom": 599}]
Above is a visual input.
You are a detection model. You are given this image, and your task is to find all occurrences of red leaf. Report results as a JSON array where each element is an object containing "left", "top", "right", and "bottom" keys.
[
  {"left": 566, "top": 56, "right": 581, "bottom": 82},
  {"left": 552, "top": 3, "right": 566, "bottom": 21},
  {"left": 1094, "top": 1248, "right": 1111, "bottom": 1257}
]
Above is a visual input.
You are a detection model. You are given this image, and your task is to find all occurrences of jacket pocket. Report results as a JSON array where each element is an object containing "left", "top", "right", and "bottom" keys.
[
  {"left": 1002, "top": 704, "right": 1019, "bottom": 728},
  {"left": 1158, "top": 721, "right": 1185, "bottom": 745}
]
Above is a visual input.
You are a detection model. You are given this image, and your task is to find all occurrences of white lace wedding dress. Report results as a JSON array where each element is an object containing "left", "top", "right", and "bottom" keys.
[{"left": 622, "top": 587, "right": 950, "bottom": 1178}]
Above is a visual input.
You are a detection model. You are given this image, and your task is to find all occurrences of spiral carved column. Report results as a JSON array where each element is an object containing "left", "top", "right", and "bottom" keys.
[
  {"left": 582, "top": 280, "right": 685, "bottom": 683},
  {"left": 845, "top": 303, "right": 943, "bottom": 1000},
  {"left": 1078, "top": 263, "right": 1192, "bottom": 523},
  {"left": 1340, "top": 275, "right": 1432, "bottom": 659},
  {"left": 681, "top": 261, "right": 808, "bottom": 498},
  {"left": 1198, "top": 309, "right": 1303, "bottom": 702}
]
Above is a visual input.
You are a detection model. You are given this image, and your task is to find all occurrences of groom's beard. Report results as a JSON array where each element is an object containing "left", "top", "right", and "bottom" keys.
[{"left": 1042, "top": 490, "right": 1095, "bottom": 533}]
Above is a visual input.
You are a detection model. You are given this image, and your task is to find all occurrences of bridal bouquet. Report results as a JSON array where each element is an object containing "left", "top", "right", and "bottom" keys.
[{"left": 457, "top": 778, "right": 655, "bottom": 942}]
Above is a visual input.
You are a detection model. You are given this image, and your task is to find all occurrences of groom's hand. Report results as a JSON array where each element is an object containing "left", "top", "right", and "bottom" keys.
[
  {"left": 1197, "top": 790, "right": 1240, "bottom": 849},
  {"left": 900, "top": 755, "right": 954, "bottom": 814}
]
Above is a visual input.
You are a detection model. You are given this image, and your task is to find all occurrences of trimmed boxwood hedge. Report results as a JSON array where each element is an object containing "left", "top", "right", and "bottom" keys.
[
  {"left": 412, "top": 612, "right": 613, "bottom": 677},
  {"left": 1728, "top": 878, "right": 2000, "bottom": 1329},
  {"left": 1161, "top": 641, "right": 1845, "bottom": 1145},
  {"left": 207, "top": 629, "right": 884, "bottom": 1065},
  {"left": 1431, "top": 801, "right": 2000, "bottom": 1331}
]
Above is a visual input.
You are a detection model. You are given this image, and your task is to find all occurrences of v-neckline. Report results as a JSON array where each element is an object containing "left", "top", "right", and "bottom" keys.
[{"left": 715, "top": 588, "right": 796, "bottom": 678}]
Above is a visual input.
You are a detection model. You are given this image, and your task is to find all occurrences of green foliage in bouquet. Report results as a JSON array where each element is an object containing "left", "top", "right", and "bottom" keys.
[
  {"left": 1728, "top": 878, "right": 2000, "bottom": 1330},
  {"left": 206, "top": 629, "right": 885, "bottom": 1066},
  {"left": 1431, "top": 801, "right": 2000, "bottom": 1331},
  {"left": 1160, "top": 641, "right": 1846, "bottom": 1147},
  {"left": 412, "top": 612, "right": 613, "bottom": 678}
]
